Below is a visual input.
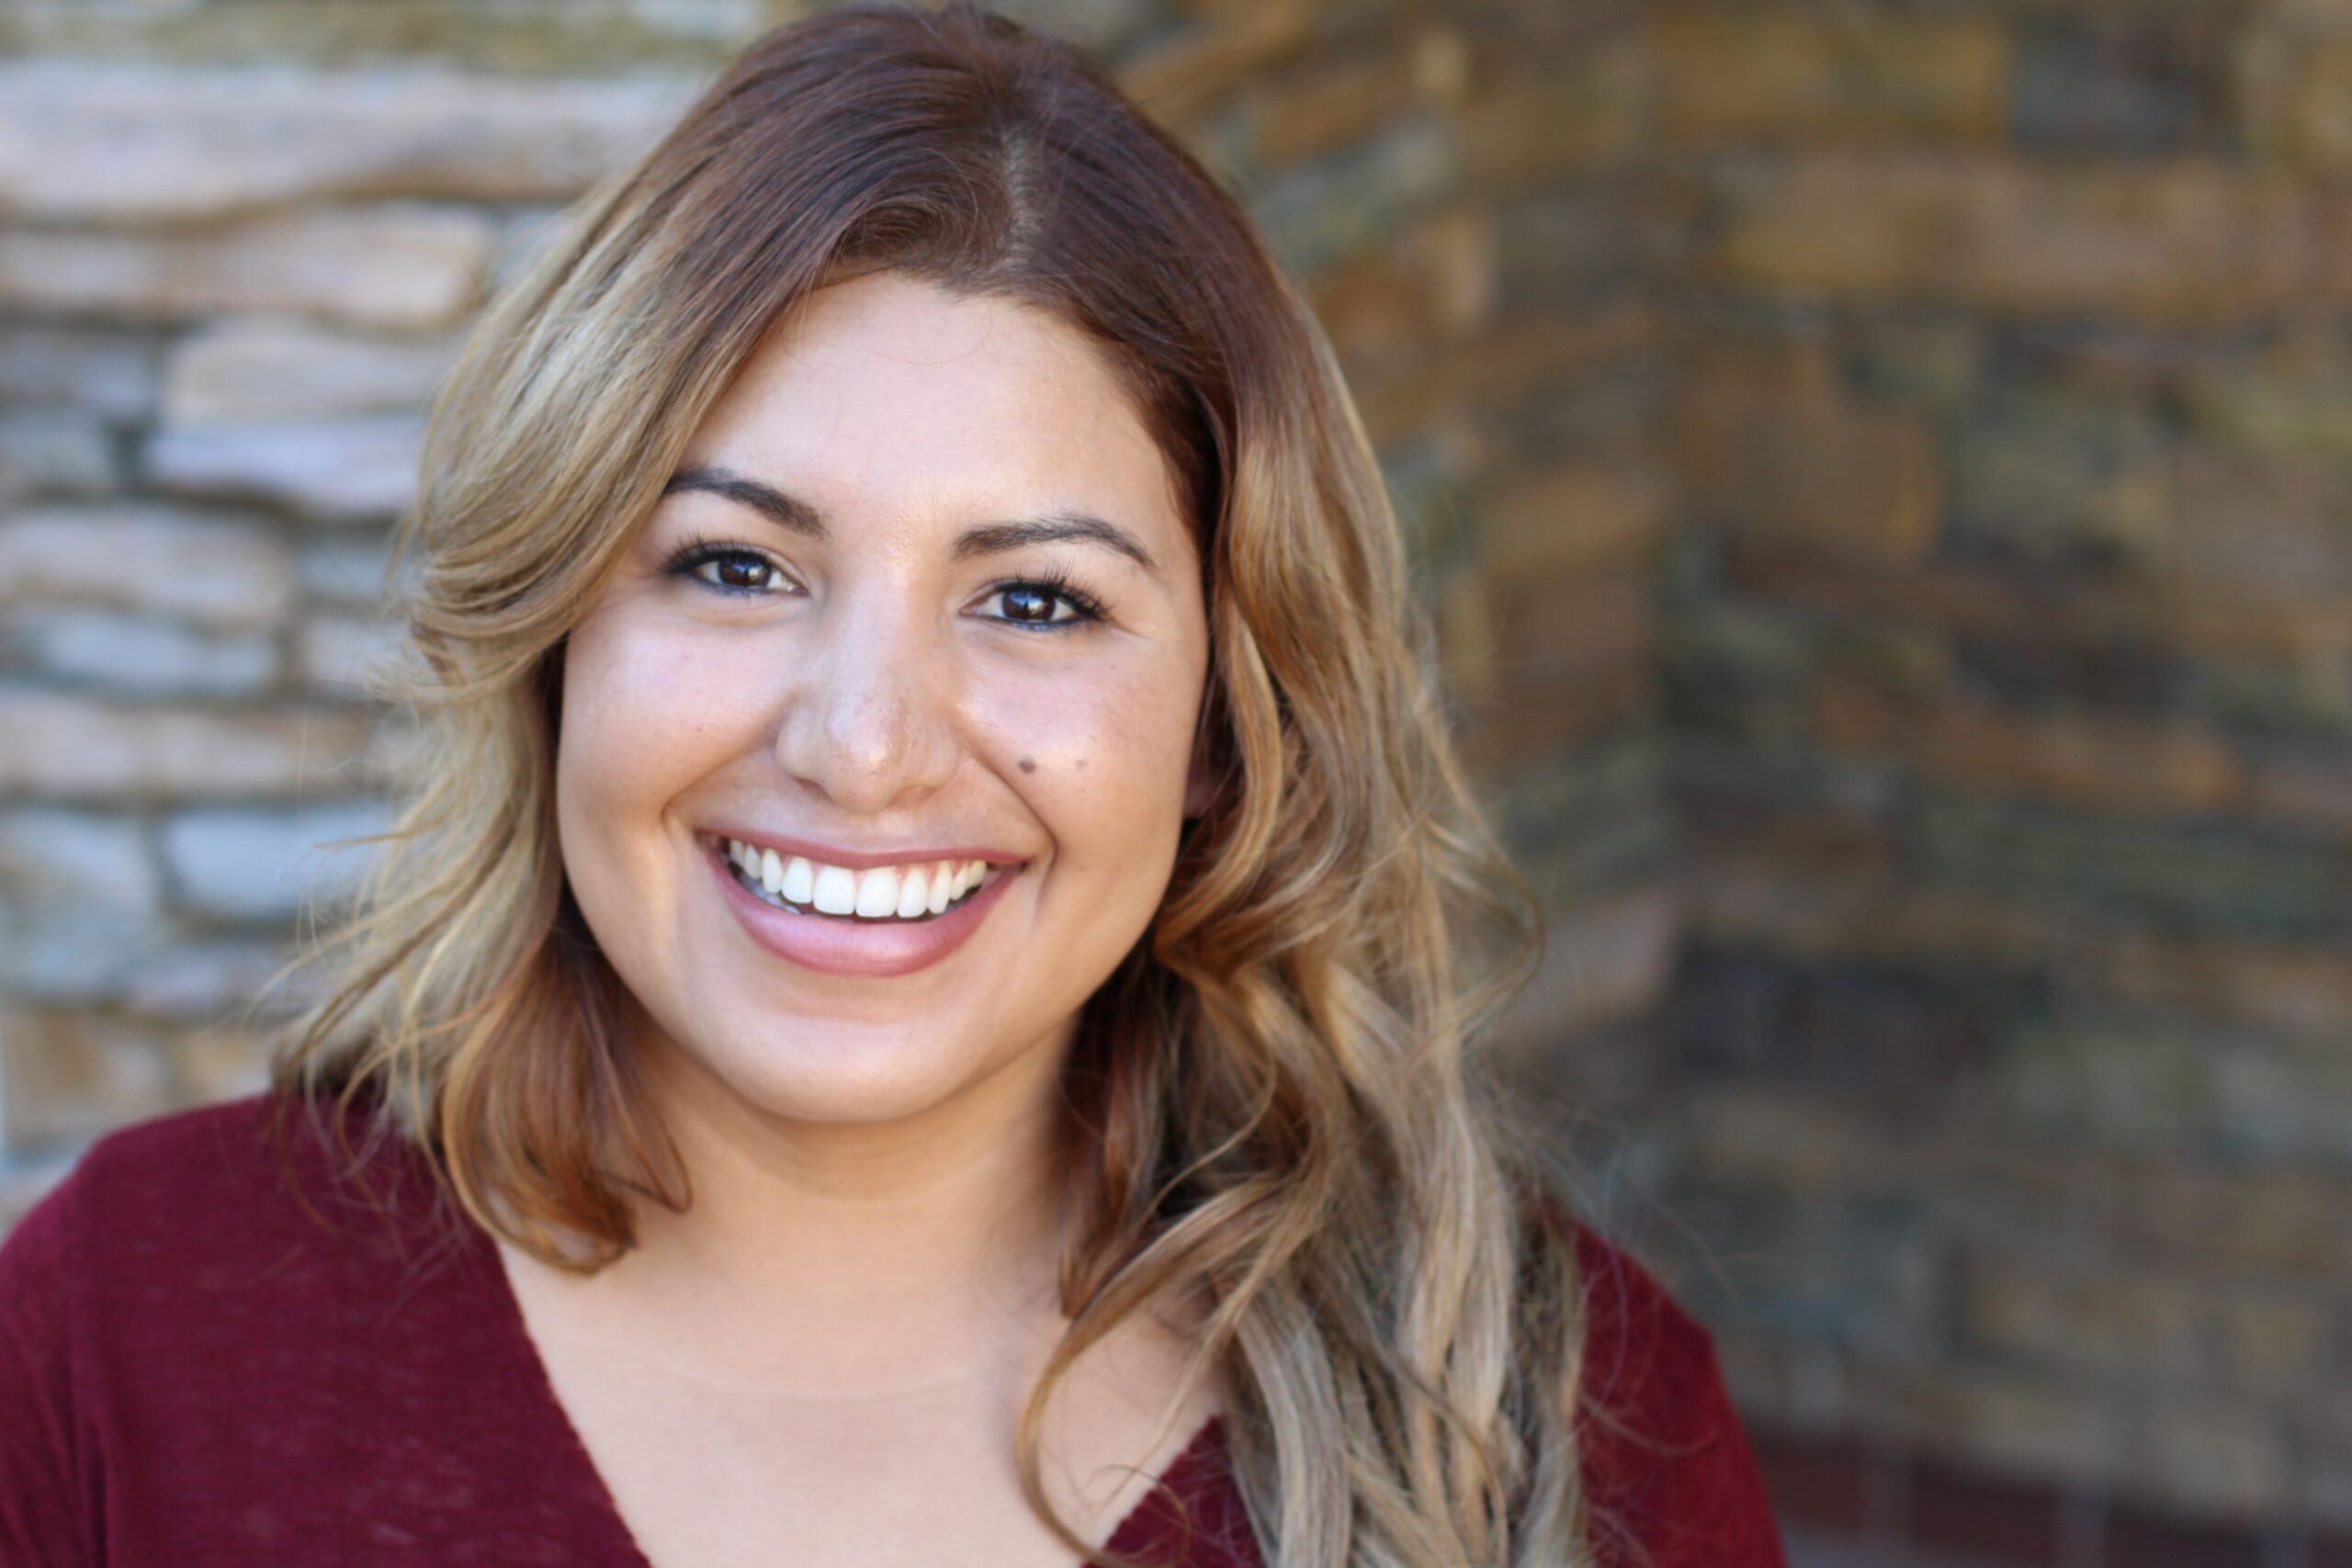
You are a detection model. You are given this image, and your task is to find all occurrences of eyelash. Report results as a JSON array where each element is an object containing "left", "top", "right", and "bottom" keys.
[{"left": 657, "top": 536, "right": 1109, "bottom": 630}]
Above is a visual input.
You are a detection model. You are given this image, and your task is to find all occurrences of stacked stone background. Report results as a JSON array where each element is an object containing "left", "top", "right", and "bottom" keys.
[
  {"left": 1636, "top": 9, "right": 2352, "bottom": 1567},
  {"left": 2, "top": 2, "right": 2348, "bottom": 1564}
]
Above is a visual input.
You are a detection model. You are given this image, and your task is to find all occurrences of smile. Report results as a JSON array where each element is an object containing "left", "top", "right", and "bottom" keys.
[
  {"left": 719, "top": 837, "right": 990, "bottom": 922},
  {"left": 701, "top": 832, "right": 1018, "bottom": 979}
]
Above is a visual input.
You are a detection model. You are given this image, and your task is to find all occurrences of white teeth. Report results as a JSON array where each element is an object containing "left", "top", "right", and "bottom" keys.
[
  {"left": 812, "top": 863, "right": 858, "bottom": 915},
  {"left": 854, "top": 865, "right": 901, "bottom": 918},
  {"left": 722, "top": 839, "right": 999, "bottom": 920},
  {"left": 897, "top": 867, "right": 930, "bottom": 919},
  {"left": 781, "top": 854, "right": 814, "bottom": 906}
]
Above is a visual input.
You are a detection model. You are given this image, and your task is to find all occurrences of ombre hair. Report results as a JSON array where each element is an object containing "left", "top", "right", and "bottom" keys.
[{"left": 272, "top": 6, "right": 1593, "bottom": 1564}]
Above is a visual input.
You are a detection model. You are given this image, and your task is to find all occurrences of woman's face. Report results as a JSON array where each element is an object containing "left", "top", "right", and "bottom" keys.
[{"left": 556, "top": 273, "right": 1212, "bottom": 1135}]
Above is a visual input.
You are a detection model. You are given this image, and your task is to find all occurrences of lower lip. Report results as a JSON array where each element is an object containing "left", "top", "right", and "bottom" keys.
[{"left": 703, "top": 840, "right": 1016, "bottom": 978}]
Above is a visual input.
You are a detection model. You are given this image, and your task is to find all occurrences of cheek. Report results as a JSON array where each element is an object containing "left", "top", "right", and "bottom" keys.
[
  {"left": 555, "top": 612, "right": 759, "bottom": 875},
  {"left": 976, "top": 652, "right": 1202, "bottom": 866}
]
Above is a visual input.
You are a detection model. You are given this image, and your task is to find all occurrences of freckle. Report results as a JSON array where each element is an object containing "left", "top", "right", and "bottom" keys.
[{"left": 1019, "top": 758, "right": 1037, "bottom": 773}]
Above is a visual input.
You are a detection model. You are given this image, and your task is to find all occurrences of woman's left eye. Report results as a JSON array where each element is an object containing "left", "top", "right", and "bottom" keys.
[{"left": 982, "top": 580, "right": 1103, "bottom": 629}]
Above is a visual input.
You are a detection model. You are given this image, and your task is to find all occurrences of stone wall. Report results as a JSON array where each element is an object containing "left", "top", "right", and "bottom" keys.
[
  {"left": 1638, "top": 5, "right": 2352, "bottom": 1564},
  {"left": 6, "top": 2, "right": 2350, "bottom": 1562}
]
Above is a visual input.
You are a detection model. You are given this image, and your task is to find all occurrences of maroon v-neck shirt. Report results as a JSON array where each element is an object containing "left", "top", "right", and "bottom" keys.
[{"left": 0, "top": 1095, "right": 1786, "bottom": 1566}]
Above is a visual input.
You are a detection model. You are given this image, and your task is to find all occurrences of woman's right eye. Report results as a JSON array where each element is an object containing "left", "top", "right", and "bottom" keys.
[
  {"left": 698, "top": 551, "right": 775, "bottom": 592},
  {"left": 663, "top": 542, "right": 793, "bottom": 595}
]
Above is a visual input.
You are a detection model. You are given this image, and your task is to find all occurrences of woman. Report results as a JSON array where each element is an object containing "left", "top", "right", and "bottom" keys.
[{"left": 0, "top": 6, "right": 1785, "bottom": 1565}]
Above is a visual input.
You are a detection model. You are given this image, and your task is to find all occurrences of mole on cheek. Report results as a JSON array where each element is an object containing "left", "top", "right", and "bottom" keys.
[{"left": 1019, "top": 758, "right": 1037, "bottom": 773}]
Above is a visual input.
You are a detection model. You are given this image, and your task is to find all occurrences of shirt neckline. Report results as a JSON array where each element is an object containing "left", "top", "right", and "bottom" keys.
[{"left": 458, "top": 1214, "right": 1228, "bottom": 1567}]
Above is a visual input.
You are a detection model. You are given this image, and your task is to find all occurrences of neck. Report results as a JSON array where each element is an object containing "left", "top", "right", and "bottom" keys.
[{"left": 538, "top": 1005, "right": 1079, "bottom": 1399}]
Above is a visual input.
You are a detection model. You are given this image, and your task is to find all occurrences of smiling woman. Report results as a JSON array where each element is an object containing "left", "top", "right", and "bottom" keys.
[{"left": 0, "top": 6, "right": 1783, "bottom": 1568}]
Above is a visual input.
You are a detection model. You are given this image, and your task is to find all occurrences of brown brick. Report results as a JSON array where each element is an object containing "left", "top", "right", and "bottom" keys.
[
  {"left": 1250, "top": 44, "right": 1419, "bottom": 165},
  {"left": 1680, "top": 803, "right": 1900, "bottom": 892},
  {"left": 2153, "top": 586, "right": 2352, "bottom": 676},
  {"left": 1676, "top": 337, "right": 1941, "bottom": 569},
  {"left": 1670, "top": 1083, "right": 1894, "bottom": 1197},
  {"left": 1309, "top": 208, "right": 1495, "bottom": 378},
  {"left": 2107, "top": 1161, "right": 2352, "bottom": 1280},
  {"left": 1712, "top": 155, "right": 2335, "bottom": 326},
  {"left": 1115, "top": 0, "right": 1320, "bottom": 132},
  {"left": 1726, "top": 551, "right": 2153, "bottom": 653},
  {"left": 1459, "top": 37, "right": 1648, "bottom": 194},
  {"left": 1354, "top": 304, "right": 1657, "bottom": 447},
  {"left": 0, "top": 1007, "right": 181, "bottom": 1153},
  {"left": 2169, "top": 448, "right": 2352, "bottom": 602},
  {"left": 2242, "top": 29, "right": 2352, "bottom": 174},
  {"left": 1656, "top": 10, "right": 2008, "bottom": 149},
  {"left": 1961, "top": 1253, "right": 2208, "bottom": 1381},
  {"left": 1432, "top": 568, "right": 1496, "bottom": 710},
  {"left": 1481, "top": 457, "right": 1669, "bottom": 585},
  {"left": 2103, "top": 933, "right": 2352, "bottom": 1043},
  {"left": 170, "top": 1022, "right": 270, "bottom": 1106},
  {"left": 1464, "top": 573, "right": 1655, "bottom": 773},
  {"left": 1809, "top": 678, "right": 2245, "bottom": 817},
  {"left": 2185, "top": 318, "right": 2352, "bottom": 466},
  {"left": 1686, "top": 878, "right": 2078, "bottom": 976},
  {"left": 1949, "top": 395, "right": 2171, "bottom": 569}
]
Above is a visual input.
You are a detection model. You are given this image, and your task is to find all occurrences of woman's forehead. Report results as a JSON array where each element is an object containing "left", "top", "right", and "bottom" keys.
[{"left": 680, "top": 275, "right": 1193, "bottom": 554}]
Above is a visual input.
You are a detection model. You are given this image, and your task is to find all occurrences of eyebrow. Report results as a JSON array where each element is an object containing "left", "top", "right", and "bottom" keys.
[{"left": 664, "top": 464, "right": 1160, "bottom": 579}]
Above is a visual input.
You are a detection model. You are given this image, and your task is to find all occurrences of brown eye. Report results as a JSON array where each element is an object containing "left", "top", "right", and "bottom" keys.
[
  {"left": 1001, "top": 584, "right": 1057, "bottom": 622},
  {"left": 707, "top": 554, "right": 771, "bottom": 592},
  {"left": 980, "top": 577, "right": 1102, "bottom": 630},
  {"left": 665, "top": 543, "right": 792, "bottom": 595}
]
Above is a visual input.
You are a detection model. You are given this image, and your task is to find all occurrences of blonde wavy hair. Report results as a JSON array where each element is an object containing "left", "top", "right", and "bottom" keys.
[{"left": 272, "top": 6, "right": 1592, "bottom": 1563}]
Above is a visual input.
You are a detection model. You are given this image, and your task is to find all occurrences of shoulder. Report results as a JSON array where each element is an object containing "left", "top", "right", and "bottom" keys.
[
  {"left": 3, "top": 1089, "right": 471, "bottom": 1362},
  {"left": 2, "top": 1093, "right": 287, "bottom": 1298},
  {"left": 14, "top": 1094, "right": 361, "bottom": 1262},
  {"left": 1560, "top": 1215, "right": 1789, "bottom": 1568},
  {"left": 32, "top": 1091, "right": 283, "bottom": 1220},
  {"left": 0, "top": 1093, "right": 380, "bottom": 1564},
  {"left": 27, "top": 1089, "right": 446, "bottom": 1236}
]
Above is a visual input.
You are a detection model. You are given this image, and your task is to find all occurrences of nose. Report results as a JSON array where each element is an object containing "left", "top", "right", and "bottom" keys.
[{"left": 771, "top": 586, "right": 963, "bottom": 814}]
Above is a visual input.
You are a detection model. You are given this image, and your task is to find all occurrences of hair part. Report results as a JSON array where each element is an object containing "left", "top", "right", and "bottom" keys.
[{"left": 270, "top": 6, "right": 1589, "bottom": 1564}]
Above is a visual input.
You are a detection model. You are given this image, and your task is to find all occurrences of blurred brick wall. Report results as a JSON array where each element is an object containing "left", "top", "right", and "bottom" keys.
[
  {"left": 1634, "top": 5, "right": 2352, "bottom": 1565},
  {"left": 4, "top": 2, "right": 2350, "bottom": 1563}
]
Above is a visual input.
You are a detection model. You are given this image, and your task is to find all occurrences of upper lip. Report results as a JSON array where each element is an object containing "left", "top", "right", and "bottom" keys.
[{"left": 698, "top": 827, "right": 1025, "bottom": 871}]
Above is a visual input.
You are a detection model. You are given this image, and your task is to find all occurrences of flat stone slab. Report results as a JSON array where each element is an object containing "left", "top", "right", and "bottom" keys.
[{"left": 0, "top": 62, "right": 697, "bottom": 223}]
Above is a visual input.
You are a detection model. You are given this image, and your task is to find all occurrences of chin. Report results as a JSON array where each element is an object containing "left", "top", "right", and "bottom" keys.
[{"left": 649, "top": 1007, "right": 1048, "bottom": 1131}]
